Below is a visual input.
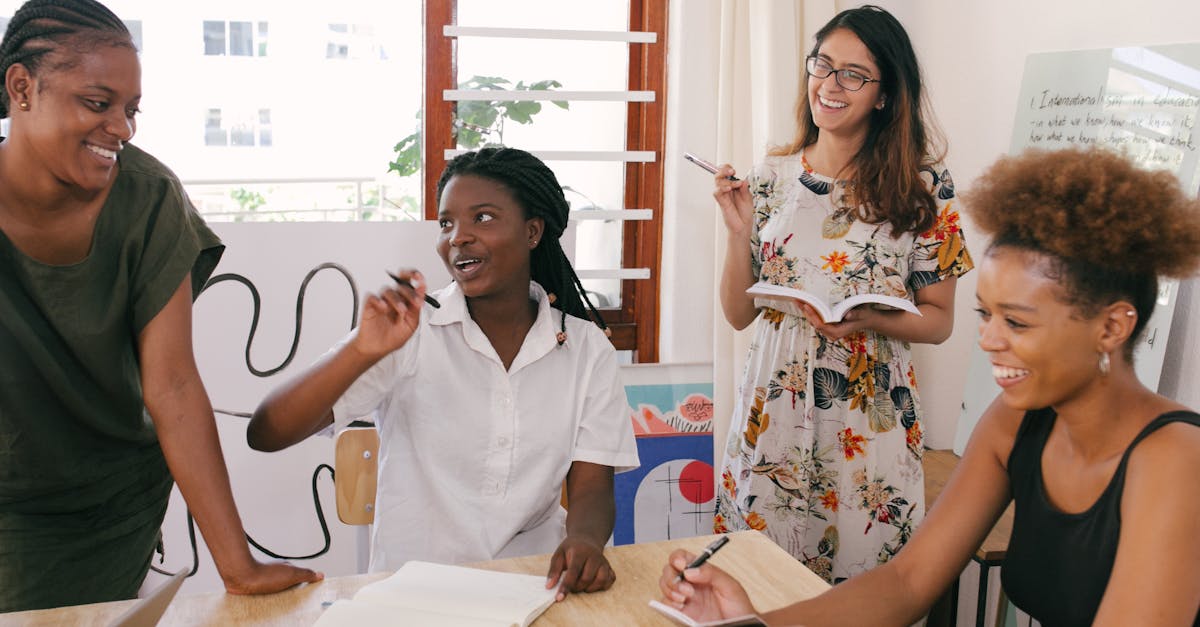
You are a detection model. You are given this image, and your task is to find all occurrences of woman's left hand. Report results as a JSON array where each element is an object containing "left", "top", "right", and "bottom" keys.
[
  {"left": 222, "top": 560, "right": 324, "bottom": 595},
  {"left": 799, "top": 303, "right": 871, "bottom": 341},
  {"left": 545, "top": 535, "right": 616, "bottom": 600}
]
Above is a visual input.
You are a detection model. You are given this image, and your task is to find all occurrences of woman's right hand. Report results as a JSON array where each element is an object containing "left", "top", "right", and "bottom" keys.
[
  {"left": 659, "top": 549, "right": 756, "bottom": 621},
  {"left": 713, "top": 165, "right": 753, "bottom": 238},
  {"left": 350, "top": 268, "right": 427, "bottom": 361}
]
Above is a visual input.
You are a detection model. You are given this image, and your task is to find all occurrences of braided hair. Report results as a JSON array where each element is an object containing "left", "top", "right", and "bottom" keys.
[
  {"left": 0, "top": 0, "right": 132, "bottom": 118},
  {"left": 436, "top": 147, "right": 609, "bottom": 345}
]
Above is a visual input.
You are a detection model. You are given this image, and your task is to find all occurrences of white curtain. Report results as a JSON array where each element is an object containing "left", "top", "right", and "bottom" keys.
[{"left": 708, "top": 0, "right": 837, "bottom": 459}]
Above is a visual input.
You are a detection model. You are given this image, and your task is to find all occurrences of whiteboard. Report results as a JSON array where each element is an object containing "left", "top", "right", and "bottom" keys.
[{"left": 954, "top": 43, "right": 1200, "bottom": 455}]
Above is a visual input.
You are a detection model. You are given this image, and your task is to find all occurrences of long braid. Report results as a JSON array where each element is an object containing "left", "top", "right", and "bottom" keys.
[
  {"left": 0, "top": 0, "right": 131, "bottom": 117},
  {"left": 436, "top": 147, "right": 610, "bottom": 344}
]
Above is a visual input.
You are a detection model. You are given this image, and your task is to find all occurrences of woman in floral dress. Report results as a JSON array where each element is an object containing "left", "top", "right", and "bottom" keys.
[{"left": 710, "top": 5, "right": 972, "bottom": 584}]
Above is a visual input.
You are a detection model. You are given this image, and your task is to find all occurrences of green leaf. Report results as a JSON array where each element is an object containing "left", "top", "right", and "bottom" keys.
[{"left": 813, "top": 368, "right": 848, "bottom": 410}]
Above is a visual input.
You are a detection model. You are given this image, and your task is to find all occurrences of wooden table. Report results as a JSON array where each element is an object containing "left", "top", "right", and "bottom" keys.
[
  {"left": 0, "top": 530, "right": 828, "bottom": 626},
  {"left": 924, "top": 449, "right": 1015, "bottom": 627}
]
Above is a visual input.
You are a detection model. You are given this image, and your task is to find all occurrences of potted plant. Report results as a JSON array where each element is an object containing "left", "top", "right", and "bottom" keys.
[{"left": 388, "top": 75, "right": 568, "bottom": 178}]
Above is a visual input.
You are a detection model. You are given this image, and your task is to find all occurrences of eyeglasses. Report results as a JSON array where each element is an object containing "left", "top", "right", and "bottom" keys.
[{"left": 805, "top": 56, "right": 879, "bottom": 92}]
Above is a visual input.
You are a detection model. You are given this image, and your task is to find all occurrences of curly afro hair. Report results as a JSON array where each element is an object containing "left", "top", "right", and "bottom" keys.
[{"left": 965, "top": 147, "right": 1200, "bottom": 354}]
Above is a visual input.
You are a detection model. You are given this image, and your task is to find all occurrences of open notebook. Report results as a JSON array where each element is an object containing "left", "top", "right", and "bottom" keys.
[
  {"left": 314, "top": 561, "right": 557, "bottom": 627},
  {"left": 106, "top": 569, "right": 187, "bottom": 627}
]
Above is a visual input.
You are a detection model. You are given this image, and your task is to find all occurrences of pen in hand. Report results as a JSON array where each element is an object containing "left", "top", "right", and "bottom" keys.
[
  {"left": 674, "top": 535, "right": 730, "bottom": 583},
  {"left": 386, "top": 271, "right": 441, "bottom": 309}
]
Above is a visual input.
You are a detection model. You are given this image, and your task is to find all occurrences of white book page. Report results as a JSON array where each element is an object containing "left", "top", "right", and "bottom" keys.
[
  {"left": 745, "top": 282, "right": 920, "bottom": 322},
  {"left": 830, "top": 293, "right": 921, "bottom": 319},
  {"left": 314, "top": 599, "right": 513, "bottom": 627},
  {"left": 352, "top": 561, "right": 556, "bottom": 625}
]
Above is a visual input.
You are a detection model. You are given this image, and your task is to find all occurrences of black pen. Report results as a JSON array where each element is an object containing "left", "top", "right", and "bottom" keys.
[
  {"left": 674, "top": 535, "right": 730, "bottom": 583},
  {"left": 386, "top": 271, "right": 441, "bottom": 309}
]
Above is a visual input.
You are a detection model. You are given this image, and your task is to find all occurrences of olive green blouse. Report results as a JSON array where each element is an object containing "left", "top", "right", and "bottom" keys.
[{"left": 0, "top": 142, "right": 223, "bottom": 611}]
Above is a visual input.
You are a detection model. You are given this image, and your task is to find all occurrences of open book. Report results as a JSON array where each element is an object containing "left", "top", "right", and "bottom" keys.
[
  {"left": 314, "top": 561, "right": 557, "bottom": 627},
  {"left": 648, "top": 599, "right": 766, "bottom": 626},
  {"left": 746, "top": 281, "right": 921, "bottom": 323}
]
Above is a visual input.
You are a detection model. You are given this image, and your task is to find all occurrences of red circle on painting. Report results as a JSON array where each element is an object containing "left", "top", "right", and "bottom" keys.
[{"left": 678, "top": 461, "right": 715, "bottom": 504}]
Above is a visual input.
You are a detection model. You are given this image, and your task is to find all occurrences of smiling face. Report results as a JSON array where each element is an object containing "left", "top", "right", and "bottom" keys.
[
  {"left": 975, "top": 247, "right": 1111, "bottom": 411},
  {"left": 807, "top": 28, "right": 883, "bottom": 142},
  {"left": 11, "top": 41, "right": 140, "bottom": 193},
  {"left": 435, "top": 173, "right": 544, "bottom": 300}
]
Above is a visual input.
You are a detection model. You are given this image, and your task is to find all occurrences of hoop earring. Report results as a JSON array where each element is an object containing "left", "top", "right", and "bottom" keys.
[{"left": 1098, "top": 352, "right": 1111, "bottom": 376}]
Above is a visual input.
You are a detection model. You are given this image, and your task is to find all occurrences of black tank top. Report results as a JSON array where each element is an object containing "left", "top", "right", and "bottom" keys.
[{"left": 1002, "top": 408, "right": 1200, "bottom": 627}]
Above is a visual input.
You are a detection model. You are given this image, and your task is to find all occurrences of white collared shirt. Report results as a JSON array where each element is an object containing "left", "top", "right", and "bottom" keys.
[{"left": 331, "top": 281, "right": 639, "bottom": 571}]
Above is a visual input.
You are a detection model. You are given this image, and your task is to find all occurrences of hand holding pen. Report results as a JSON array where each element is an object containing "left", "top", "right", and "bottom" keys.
[
  {"left": 350, "top": 269, "right": 430, "bottom": 361},
  {"left": 674, "top": 535, "right": 730, "bottom": 583},
  {"left": 659, "top": 535, "right": 758, "bottom": 620},
  {"left": 684, "top": 152, "right": 753, "bottom": 237},
  {"left": 386, "top": 271, "right": 441, "bottom": 308}
]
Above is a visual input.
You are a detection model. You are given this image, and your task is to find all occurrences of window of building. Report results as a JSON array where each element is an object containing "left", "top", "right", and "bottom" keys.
[
  {"left": 203, "top": 19, "right": 268, "bottom": 57},
  {"left": 204, "top": 107, "right": 271, "bottom": 148},
  {"left": 124, "top": 20, "right": 143, "bottom": 51},
  {"left": 325, "top": 23, "right": 387, "bottom": 60},
  {"left": 204, "top": 108, "right": 227, "bottom": 146}
]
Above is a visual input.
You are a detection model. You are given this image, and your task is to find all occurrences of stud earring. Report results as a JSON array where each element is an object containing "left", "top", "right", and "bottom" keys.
[
  {"left": 18, "top": 101, "right": 29, "bottom": 110},
  {"left": 1098, "top": 352, "right": 1111, "bottom": 376}
]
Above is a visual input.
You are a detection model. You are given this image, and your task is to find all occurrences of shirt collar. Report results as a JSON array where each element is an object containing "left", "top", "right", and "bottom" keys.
[{"left": 427, "top": 281, "right": 560, "bottom": 370}]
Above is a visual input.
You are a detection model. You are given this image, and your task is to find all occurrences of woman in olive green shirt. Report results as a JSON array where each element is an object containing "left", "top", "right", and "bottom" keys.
[{"left": 0, "top": 0, "right": 320, "bottom": 611}]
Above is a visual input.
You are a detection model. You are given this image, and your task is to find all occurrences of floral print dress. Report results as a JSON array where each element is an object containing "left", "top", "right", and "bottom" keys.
[{"left": 714, "top": 151, "right": 973, "bottom": 583}]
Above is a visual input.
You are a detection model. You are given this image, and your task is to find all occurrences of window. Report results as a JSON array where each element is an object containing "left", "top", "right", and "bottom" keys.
[
  {"left": 424, "top": 0, "right": 667, "bottom": 362},
  {"left": 326, "top": 23, "right": 387, "bottom": 60},
  {"left": 203, "top": 20, "right": 268, "bottom": 57},
  {"left": 257, "top": 109, "right": 272, "bottom": 147},
  {"left": 124, "top": 20, "right": 143, "bottom": 51},
  {"left": 204, "top": 108, "right": 227, "bottom": 146},
  {"left": 204, "top": 107, "right": 272, "bottom": 147}
]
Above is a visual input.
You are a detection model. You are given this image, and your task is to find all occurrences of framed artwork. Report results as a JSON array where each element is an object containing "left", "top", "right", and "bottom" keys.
[{"left": 613, "top": 362, "right": 716, "bottom": 545}]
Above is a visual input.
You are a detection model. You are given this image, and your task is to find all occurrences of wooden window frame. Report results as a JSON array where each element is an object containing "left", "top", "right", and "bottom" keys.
[{"left": 421, "top": 0, "right": 668, "bottom": 363}]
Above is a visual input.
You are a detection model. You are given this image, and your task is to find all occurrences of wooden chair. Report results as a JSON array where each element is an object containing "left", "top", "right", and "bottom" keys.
[
  {"left": 924, "top": 449, "right": 1016, "bottom": 627},
  {"left": 334, "top": 427, "right": 380, "bottom": 525}
]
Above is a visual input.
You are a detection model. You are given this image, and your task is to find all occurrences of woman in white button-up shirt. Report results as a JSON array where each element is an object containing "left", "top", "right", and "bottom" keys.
[{"left": 249, "top": 148, "right": 640, "bottom": 600}]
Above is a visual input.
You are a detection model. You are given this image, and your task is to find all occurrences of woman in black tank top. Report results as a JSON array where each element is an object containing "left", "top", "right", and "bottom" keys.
[{"left": 654, "top": 148, "right": 1200, "bottom": 626}]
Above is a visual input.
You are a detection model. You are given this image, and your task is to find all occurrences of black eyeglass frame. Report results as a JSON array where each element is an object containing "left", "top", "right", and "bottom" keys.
[{"left": 804, "top": 56, "right": 880, "bottom": 92}]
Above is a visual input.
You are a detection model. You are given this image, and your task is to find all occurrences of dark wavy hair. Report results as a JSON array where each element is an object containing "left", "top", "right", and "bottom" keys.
[
  {"left": 0, "top": 0, "right": 132, "bottom": 118},
  {"left": 436, "top": 147, "right": 608, "bottom": 342},
  {"left": 965, "top": 147, "right": 1200, "bottom": 357},
  {"left": 772, "top": 4, "right": 944, "bottom": 235}
]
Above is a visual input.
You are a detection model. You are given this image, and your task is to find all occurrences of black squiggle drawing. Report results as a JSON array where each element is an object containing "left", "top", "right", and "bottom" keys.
[{"left": 199, "top": 262, "right": 360, "bottom": 379}]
